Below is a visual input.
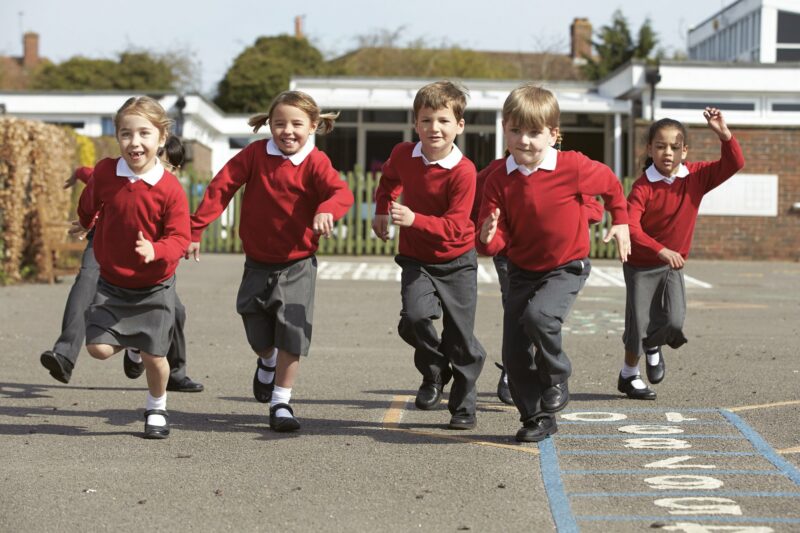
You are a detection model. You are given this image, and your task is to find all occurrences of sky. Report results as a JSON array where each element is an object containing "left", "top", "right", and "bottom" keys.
[{"left": 1, "top": 0, "right": 735, "bottom": 95}]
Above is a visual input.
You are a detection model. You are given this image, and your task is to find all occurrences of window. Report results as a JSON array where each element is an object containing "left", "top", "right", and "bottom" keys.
[
  {"left": 661, "top": 101, "right": 755, "bottom": 111},
  {"left": 315, "top": 127, "right": 356, "bottom": 171},
  {"left": 363, "top": 110, "right": 408, "bottom": 123},
  {"left": 772, "top": 103, "right": 800, "bottom": 112},
  {"left": 101, "top": 116, "right": 115, "bottom": 136},
  {"left": 777, "top": 11, "right": 800, "bottom": 43}
]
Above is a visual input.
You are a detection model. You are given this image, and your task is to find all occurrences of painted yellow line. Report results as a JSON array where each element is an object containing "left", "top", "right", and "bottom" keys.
[
  {"left": 727, "top": 400, "right": 800, "bottom": 412},
  {"left": 382, "top": 395, "right": 539, "bottom": 455},
  {"left": 778, "top": 447, "right": 800, "bottom": 455}
]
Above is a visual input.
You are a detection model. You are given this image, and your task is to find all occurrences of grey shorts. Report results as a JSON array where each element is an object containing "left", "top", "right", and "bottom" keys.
[
  {"left": 622, "top": 263, "right": 687, "bottom": 356},
  {"left": 85, "top": 275, "right": 177, "bottom": 357},
  {"left": 236, "top": 255, "right": 317, "bottom": 356}
]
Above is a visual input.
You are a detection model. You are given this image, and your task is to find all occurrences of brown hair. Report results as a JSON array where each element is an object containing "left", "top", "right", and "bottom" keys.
[
  {"left": 114, "top": 96, "right": 184, "bottom": 169},
  {"left": 502, "top": 84, "right": 560, "bottom": 132},
  {"left": 413, "top": 81, "right": 468, "bottom": 121},
  {"left": 248, "top": 90, "right": 338, "bottom": 135}
]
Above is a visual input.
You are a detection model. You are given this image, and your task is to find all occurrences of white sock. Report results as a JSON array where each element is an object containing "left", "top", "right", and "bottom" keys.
[
  {"left": 621, "top": 364, "right": 646, "bottom": 389},
  {"left": 145, "top": 392, "right": 167, "bottom": 426},
  {"left": 503, "top": 372, "right": 508, "bottom": 385},
  {"left": 646, "top": 348, "right": 661, "bottom": 366},
  {"left": 271, "top": 385, "right": 292, "bottom": 418},
  {"left": 126, "top": 348, "right": 142, "bottom": 364},
  {"left": 257, "top": 349, "right": 278, "bottom": 384}
]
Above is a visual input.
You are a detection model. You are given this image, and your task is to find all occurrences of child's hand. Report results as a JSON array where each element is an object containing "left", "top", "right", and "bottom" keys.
[
  {"left": 604, "top": 223, "right": 631, "bottom": 262},
  {"left": 390, "top": 201, "right": 415, "bottom": 227},
  {"left": 135, "top": 231, "right": 155, "bottom": 263},
  {"left": 480, "top": 208, "right": 500, "bottom": 244},
  {"left": 184, "top": 242, "right": 201, "bottom": 262},
  {"left": 63, "top": 171, "right": 79, "bottom": 189},
  {"left": 703, "top": 107, "right": 731, "bottom": 141},
  {"left": 68, "top": 220, "right": 89, "bottom": 240},
  {"left": 372, "top": 214, "right": 390, "bottom": 241},
  {"left": 313, "top": 213, "right": 334, "bottom": 238},
  {"left": 657, "top": 247, "right": 685, "bottom": 269}
]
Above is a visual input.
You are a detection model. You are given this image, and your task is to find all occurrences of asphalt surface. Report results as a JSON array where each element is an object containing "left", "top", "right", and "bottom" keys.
[{"left": 1, "top": 255, "right": 799, "bottom": 532}]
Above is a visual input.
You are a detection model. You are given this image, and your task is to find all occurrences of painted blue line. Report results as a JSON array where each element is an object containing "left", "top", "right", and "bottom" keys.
[
  {"left": 559, "top": 450, "right": 757, "bottom": 456},
  {"left": 720, "top": 408, "right": 800, "bottom": 486},
  {"left": 557, "top": 434, "right": 741, "bottom": 439},
  {"left": 561, "top": 408, "right": 720, "bottom": 413},
  {"left": 569, "top": 490, "right": 800, "bottom": 498},
  {"left": 538, "top": 437, "right": 579, "bottom": 533},
  {"left": 576, "top": 514, "right": 800, "bottom": 524},
  {"left": 563, "top": 469, "right": 779, "bottom": 475},
  {"left": 558, "top": 420, "right": 727, "bottom": 425}
]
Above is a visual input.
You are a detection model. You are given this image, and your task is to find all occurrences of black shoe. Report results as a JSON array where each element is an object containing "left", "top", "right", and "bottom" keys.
[
  {"left": 645, "top": 349, "right": 665, "bottom": 384},
  {"left": 269, "top": 403, "right": 300, "bottom": 432},
  {"left": 541, "top": 381, "right": 569, "bottom": 413},
  {"left": 617, "top": 373, "right": 657, "bottom": 400},
  {"left": 495, "top": 362, "right": 514, "bottom": 405},
  {"left": 414, "top": 381, "right": 443, "bottom": 410},
  {"left": 516, "top": 417, "right": 558, "bottom": 442},
  {"left": 167, "top": 376, "right": 204, "bottom": 392},
  {"left": 448, "top": 413, "right": 476, "bottom": 430},
  {"left": 40, "top": 351, "right": 73, "bottom": 384},
  {"left": 123, "top": 349, "right": 144, "bottom": 379},
  {"left": 143, "top": 409, "right": 170, "bottom": 439},
  {"left": 253, "top": 357, "right": 276, "bottom": 404}
]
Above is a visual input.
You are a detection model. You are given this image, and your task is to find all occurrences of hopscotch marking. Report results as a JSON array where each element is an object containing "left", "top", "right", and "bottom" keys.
[{"left": 539, "top": 408, "right": 800, "bottom": 531}]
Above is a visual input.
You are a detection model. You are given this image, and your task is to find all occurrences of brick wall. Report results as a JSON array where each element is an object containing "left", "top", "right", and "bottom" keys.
[{"left": 633, "top": 121, "right": 800, "bottom": 260}]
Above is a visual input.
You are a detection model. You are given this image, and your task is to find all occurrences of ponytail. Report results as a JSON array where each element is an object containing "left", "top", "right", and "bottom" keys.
[
  {"left": 159, "top": 135, "right": 185, "bottom": 171},
  {"left": 248, "top": 113, "right": 270, "bottom": 134},
  {"left": 315, "top": 112, "right": 339, "bottom": 135},
  {"left": 642, "top": 156, "right": 654, "bottom": 172}
]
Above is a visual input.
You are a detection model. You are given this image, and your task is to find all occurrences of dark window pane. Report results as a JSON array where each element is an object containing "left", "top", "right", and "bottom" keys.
[
  {"left": 777, "top": 11, "right": 800, "bottom": 43},
  {"left": 661, "top": 101, "right": 755, "bottom": 111},
  {"left": 315, "top": 127, "right": 357, "bottom": 171},
  {"left": 363, "top": 110, "right": 409, "bottom": 123},
  {"left": 463, "top": 110, "right": 496, "bottom": 125},
  {"left": 366, "top": 130, "right": 405, "bottom": 173},
  {"left": 333, "top": 109, "right": 358, "bottom": 122},
  {"left": 773, "top": 103, "right": 800, "bottom": 112},
  {"left": 776, "top": 48, "right": 800, "bottom": 61},
  {"left": 465, "top": 132, "right": 497, "bottom": 170}
]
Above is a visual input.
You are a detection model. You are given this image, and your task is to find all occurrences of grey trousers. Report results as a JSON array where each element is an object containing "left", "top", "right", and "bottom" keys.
[
  {"left": 503, "top": 258, "right": 590, "bottom": 422},
  {"left": 395, "top": 249, "right": 486, "bottom": 416},
  {"left": 51, "top": 238, "right": 188, "bottom": 378}
]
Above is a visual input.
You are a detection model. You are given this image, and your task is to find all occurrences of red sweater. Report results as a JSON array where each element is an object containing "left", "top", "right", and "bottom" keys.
[
  {"left": 375, "top": 142, "right": 477, "bottom": 263},
  {"left": 477, "top": 151, "right": 628, "bottom": 272},
  {"left": 470, "top": 158, "right": 605, "bottom": 257},
  {"left": 628, "top": 137, "right": 745, "bottom": 267},
  {"left": 77, "top": 158, "right": 190, "bottom": 288},
  {"left": 190, "top": 140, "right": 353, "bottom": 263}
]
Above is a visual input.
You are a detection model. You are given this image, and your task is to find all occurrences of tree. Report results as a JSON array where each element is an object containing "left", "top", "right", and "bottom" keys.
[
  {"left": 582, "top": 10, "right": 659, "bottom": 80},
  {"left": 29, "top": 49, "right": 196, "bottom": 91},
  {"left": 214, "top": 35, "right": 326, "bottom": 113}
]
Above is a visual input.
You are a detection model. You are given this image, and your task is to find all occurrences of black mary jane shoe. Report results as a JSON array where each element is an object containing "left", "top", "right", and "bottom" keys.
[
  {"left": 143, "top": 409, "right": 170, "bottom": 439},
  {"left": 252, "top": 357, "right": 276, "bottom": 403},
  {"left": 541, "top": 381, "right": 570, "bottom": 413},
  {"left": 123, "top": 349, "right": 144, "bottom": 379},
  {"left": 495, "top": 363, "right": 514, "bottom": 406},
  {"left": 516, "top": 417, "right": 558, "bottom": 443},
  {"left": 645, "top": 349, "right": 666, "bottom": 384},
  {"left": 617, "top": 373, "right": 657, "bottom": 400},
  {"left": 269, "top": 403, "right": 301, "bottom": 432}
]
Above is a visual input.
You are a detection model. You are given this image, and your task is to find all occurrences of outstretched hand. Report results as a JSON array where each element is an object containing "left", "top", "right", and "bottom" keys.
[
  {"left": 372, "top": 214, "right": 390, "bottom": 242},
  {"left": 390, "top": 201, "right": 415, "bottom": 227},
  {"left": 68, "top": 220, "right": 89, "bottom": 240},
  {"left": 657, "top": 247, "right": 685, "bottom": 269},
  {"left": 184, "top": 242, "right": 201, "bottom": 262},
  {"left": 63, "top": 171, "right": 79, "bottom": 190},
  {"left": 135, "top": 231, "right": 155, "bottom": 263},
  {"left": 703, "top": 107, "right": 731, "bottom": 141},
  {"left": 604, "top": 224, "right": 631, "bottom": 263},
  {"left": 480, "top": 208, "right": 500, "bottom": 244},
  {"left": 313, "top": 212, "right": 334, "bottom": 238}
]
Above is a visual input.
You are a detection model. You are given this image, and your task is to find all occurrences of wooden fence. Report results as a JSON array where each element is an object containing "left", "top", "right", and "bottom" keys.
[{"left": 188, "top": 169, "right": 634, "bottom": 259}]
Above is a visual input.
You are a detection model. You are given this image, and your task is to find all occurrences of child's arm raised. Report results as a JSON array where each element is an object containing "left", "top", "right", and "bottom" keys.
[{"left": 694, "top": 108, "right": 745, "bottom": 193}]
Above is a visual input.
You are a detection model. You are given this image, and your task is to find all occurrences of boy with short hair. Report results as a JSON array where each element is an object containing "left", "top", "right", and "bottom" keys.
[
  {"left": 373, "top": 80, "right": 486, "bottom": 430},
  {"left": 477, "top": 84, "right": 631, "bottom": 442}
]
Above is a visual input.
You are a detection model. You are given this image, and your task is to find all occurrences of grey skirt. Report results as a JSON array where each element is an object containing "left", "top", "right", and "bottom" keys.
[
  {"left": 622, "top": 263, "right": 688, "bottom": 356},
  {"left": 85, "top": 275, "right": 178, "bottom": 357},
  {"left": 236, "top": 255, "right": 317, "bottom": 356}
]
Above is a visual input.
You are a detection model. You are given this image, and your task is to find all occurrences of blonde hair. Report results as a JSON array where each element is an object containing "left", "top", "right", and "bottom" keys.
[
  {"left": 248, "top": 90, "right": 338, "bottom": 135},
  {"left": 502, "top": 84, "right": 560, "bottom": 132},
  {"left": 114, "top": 96, "right": 184, "bottom": 169},
  {"left": 413, "top": 81, "right": 468, "bottom": 121}
]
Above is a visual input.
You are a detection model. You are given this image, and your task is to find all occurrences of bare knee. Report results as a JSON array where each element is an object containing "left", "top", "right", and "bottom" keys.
[{"left": 86, "top": 344, "right": 115, "bottom": 360}]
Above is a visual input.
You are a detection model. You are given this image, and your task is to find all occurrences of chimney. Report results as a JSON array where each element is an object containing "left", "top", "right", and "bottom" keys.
[
  {"left": 23, "top": 32, "right": 39, "bottom": 69},
  {"left": 570, "top": 18, "right": 593, "bottom": 64},
  {"left": 294, "top": 15, "right": 304, "bottom": 40}
]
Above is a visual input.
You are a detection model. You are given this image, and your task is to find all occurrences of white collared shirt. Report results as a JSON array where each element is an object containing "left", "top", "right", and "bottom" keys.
[
  {"left": 505, "top": 145, "right": 558, "bottom": 176},
  {"left": 411, "top": 142, "right": 463, "bottom": 169},
  {"left": 116, "top": 158, "right": 164, "bottom": 186},
  {"left": 645, "top": 163, "right": 690, "bottom": 185},
  {"left": 266, "top": 137, "right": 315, "bottom": 166}
]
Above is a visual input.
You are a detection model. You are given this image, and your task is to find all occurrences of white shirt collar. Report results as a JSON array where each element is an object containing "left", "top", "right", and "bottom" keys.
[
  {"left": 116, "top": 158, "right": 164, "bottom": 186},
  {"left": 411, "top": 142, "right": 463, "bottom": 169},
  {"left": 505, "top": 145, "right": 558, "bottom": 176},
  {"left": 645, "top": 163, "right": 690, "bottom": 184},
  {"left": 266, "top": 137, "right": 315, "bottom": 166}
]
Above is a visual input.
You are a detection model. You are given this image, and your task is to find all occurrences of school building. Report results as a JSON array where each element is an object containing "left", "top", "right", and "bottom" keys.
[{"left": 1, "top": 1, "right": 798, "bottom": 260}]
